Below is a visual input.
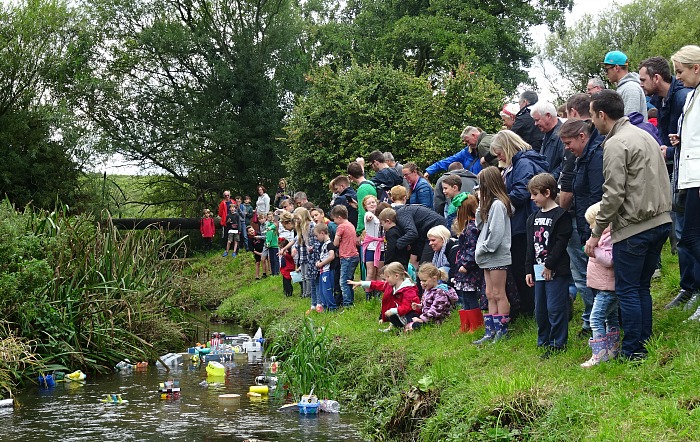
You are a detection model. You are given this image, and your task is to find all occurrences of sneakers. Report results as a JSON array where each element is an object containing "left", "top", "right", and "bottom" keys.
[
  {"left": 687, "top": 305, "right": 700, "bottom": 322},
  {"left": 652, "top": 268, "right": 662, "bottom": 279},
  {"left": 683, "top": 291, "right": 700, "bottom": 311},
  {"left": 230, "top": 252, "right": 237, "bottom": 258},
  {"left": 222, "top": 252, "right": 228, "bottom": 257},
  {"left": 316, "top": 305, "right": 324, "bottom": 313},
  {"left": 665, "top": 289, "right": 693, "bottom": 309}
]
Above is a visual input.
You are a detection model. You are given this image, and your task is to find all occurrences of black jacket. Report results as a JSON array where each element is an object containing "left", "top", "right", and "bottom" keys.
[
  {"left": 512, "top": 105, "right": 544, "bottom": 152},
  {"left": 525, "top": 207, "right": 572, "bottom": 278},
  {"left": 394, "top": 204, "right": 447, "bottom": 250},
  {"left": 385, "top": 225, "right": 410, "bottom": 268}
]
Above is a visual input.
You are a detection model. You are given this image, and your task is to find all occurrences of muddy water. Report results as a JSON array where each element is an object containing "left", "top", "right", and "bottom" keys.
[{"left": 0, "top": 319, "right": 363, "bottom": 441}]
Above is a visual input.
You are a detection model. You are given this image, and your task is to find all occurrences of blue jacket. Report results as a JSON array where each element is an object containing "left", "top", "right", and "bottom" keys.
[
  {"left": 572, "top": 130, "right": 605, "bottom": 243},
  {"left": 505, "top": 150, "right": 548, "bottom": 236},
  {"left": 539, "top": 120, "right": 564, "bottom": 180},
  {"left": 408, "top": 177, "right": 434, "bottom": 208},
  {"left": 425, "top": 146, "right": 482, "bottom": 176}
]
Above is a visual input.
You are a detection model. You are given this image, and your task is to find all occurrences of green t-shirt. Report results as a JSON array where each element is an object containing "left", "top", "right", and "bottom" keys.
[
  {"left": 356, "top": 180, "right": 378, "bottom": 235},
  {"left": 265, "top": 221, "right": 278, "bottom": 247}
]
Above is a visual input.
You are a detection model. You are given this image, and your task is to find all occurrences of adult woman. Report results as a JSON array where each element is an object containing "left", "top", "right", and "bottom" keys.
[
  {"left": 490, "top": 130, "right": 548, "bottom": 317},
  {"left": 671, "top": 45, "right": 700, "bottom": 318},
  {"left": 426, "top": 225, "right": 458, "bottom": 283},
  {"left": 255, "top": 185, "right": 270, "bottom": 219},
  {"left": 274, "top": 179, "right": 291, "bottom": 209},
  {"left": 559, "top": 119, "right": 605, "bottom": 244}
]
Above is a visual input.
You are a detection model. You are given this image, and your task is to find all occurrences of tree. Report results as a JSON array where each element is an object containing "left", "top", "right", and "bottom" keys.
[
  {"left": 543, "top": 0, "right": 700, "bottom": 96},
  {"left": 283, "top": 64, "right": 504, "bottom": 205}
]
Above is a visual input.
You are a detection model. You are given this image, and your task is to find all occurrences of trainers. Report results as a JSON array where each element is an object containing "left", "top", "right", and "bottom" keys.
[
  {"left": 316, "top": 305, "right": 324, "bottom": 313},
  {"left": 683, "top": 292, "right": 700, "bottom": 311},
  {"left": 231, "top": 252, "right": 237, "bottom": 257},
  {"left": 665, "top": 289, "right": 693, "bottom": 309},
  {"left": 652, "top": 268, "right": 662, "bottom": 279},
  {"left": 222, "top": 252, "right": 228, "bottom": 257},
  {"left": 687, "top": 305, "right": 700, "bottom": 322}
]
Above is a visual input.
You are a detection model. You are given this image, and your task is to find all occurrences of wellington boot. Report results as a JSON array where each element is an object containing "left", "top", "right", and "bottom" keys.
[
  {"left": 581, "top": 336, "right": 608, "bottom": 367},
  {"left": 458, "top": 310, "right": 470, "bottom": 333},
  {"left": 465, "top": 308, "right": 484, "bottom": 333},
  {"left": 491, "top": 314, "right": 510, "bottom": 343},
  {"left": 473, "top": 314, "right": 494, "bottom": 345},
  {"left": 606, "top": 329, "right": 620, "bottom": 360}
]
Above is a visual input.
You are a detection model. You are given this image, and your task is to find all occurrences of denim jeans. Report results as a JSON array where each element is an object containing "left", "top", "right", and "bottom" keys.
[
  {"left": 299, "top": 263, "right": 311, "bottom": 298},
  {"left": 679, "top": 188, "right": 700, "bottom": 287},
  {"left": 675, "top": 210, "right": 700, "bottom": 291},
  {"left": 589, "top": 289, "right": 620, "bottom": 338},
  {"left": 241, "top": 222, "right": 248, "bottom": 250},
  {"left": 534, "top": 276, "right": 569, "bottom": 349},
  {"left": 613, "top": 223, "right": 671, "bottom": 357},
  {"left": 340, "top": 255, "right": 360, "bottom": 306},
  {"left": 309, "top": 273, "right": 319, "bottom": 308},
  {"left": 568, "top": 219, "right": 593, "bottom": 329}
]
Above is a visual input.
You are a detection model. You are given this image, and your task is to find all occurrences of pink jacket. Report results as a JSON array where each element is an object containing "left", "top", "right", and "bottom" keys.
[{"left": 586, "top": 229, "right": 614, "bottom": 291}]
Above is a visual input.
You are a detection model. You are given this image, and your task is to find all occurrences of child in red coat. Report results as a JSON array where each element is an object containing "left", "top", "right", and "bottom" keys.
[
  {"left": 200, "top": 209, "right": 216, "bottom": 251},
  {"left": 279, "top": 238, "right": 295, "bottom": 297},
  {"left": 348, "top": 262, "right": 419, "bottom": 331}
]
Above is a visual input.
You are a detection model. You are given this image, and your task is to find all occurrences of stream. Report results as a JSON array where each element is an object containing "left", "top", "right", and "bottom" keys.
[{"left": 0, "top": 317, "right": 363, "bottom": 441}]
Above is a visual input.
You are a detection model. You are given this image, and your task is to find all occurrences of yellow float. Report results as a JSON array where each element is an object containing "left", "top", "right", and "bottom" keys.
[{"left": 206, "top": 361, "right": 225, "bottom": 377}]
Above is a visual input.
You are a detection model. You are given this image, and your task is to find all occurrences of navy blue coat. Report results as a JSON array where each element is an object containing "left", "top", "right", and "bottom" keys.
[
  {"left": 651, "top": 77, "right": 692, "bottom": 146},
  {"left": 572, "top": 130, "right": 605, "bottom": 243},
  {"left": 539, "top": 120, "right": 565, "bottom": 181},
  {"left": 505, "top": 150, "right": 549, "bottom": 236},
  {"left": 408, "top": 177, "right": 434, "bottom": 208}
]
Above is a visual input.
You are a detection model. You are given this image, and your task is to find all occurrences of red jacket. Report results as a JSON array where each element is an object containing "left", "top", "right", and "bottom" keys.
[
  {"left": 200, "top": 217, "right": 216, "bottom": 238},
  {"left": 218, "top": 199, "right": 231, "bottom": 226},
  {"left": 371, "top": 279, "right": 419, "bottom": 322},
  {"left": 280, "top": 253, "right": 295, "bottom": 279}
]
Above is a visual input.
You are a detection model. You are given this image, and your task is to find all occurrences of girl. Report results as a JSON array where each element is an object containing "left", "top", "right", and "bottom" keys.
[
  {"left": 347, "top": 262, "right": 420, "bottom": 331},
  {"left": 473, "top": 166, "right": 513, "bottom": 345},
  {"left": 200, "top": 209, "right": 216, "bottom": 252},
  {"left": 279, "top": 238, "right": 295, "bottom": 297},
  {"left": 406, "top": 264, "right": 458, "bottom": 331},
  {"left": 361, "top": 195, "right": 385, "bottom": 301},
  {"left": 452, "top": 194, "right": 484, "bottom": 332},
  {"left": 581, "top": 202, "right": 619, "bottom": 367},
  {"left": 294, "top": 207, "right": 321, "bottom": 311}
]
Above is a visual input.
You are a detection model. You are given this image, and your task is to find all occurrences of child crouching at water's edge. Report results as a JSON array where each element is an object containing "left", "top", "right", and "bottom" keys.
[
  {"left": 347, "top": 262, "right": 419, "bottom": 332},
  {"left": 405, "top": 263, "right": 458, "bottom": 331}
]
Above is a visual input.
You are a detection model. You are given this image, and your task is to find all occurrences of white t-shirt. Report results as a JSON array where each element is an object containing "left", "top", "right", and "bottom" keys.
[{"left": 363, "top": 212, "right": 385, "bottom": 251}]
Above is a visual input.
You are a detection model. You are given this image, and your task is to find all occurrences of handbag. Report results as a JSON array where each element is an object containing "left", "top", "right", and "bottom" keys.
[{"left": 252, "top": 212, "right": 258, "bottom": 224}]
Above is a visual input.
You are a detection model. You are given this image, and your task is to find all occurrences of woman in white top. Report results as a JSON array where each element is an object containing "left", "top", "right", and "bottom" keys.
[
  {"left": 671, "top": 45, "right": 700, "bottom": 320},
  {"left": 255, "top": 185, "right": 271, "bottom": 218}
]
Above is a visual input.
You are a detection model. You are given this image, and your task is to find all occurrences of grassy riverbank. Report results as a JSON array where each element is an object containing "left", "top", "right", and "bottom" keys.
[{"left": 206, "top": 248, "right": 700, "bottom": 441}]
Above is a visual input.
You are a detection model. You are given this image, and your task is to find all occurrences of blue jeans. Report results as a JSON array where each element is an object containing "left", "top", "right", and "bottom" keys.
[
  {"left": 590, "top": 289, "right": 620, "bottom": 338},
  {"left": 613, "top": 223, "right": 671, "bottom": 357},
  {"left": 534, "top": 276, "right": 569, "bottom": 349},
  {"left": 679, "top": 189, "right": 700, "bottom": 288},
  {"left": 568, "top": 219, "right": 593, "bottom": 329},
  {"left": 241, "top": 222, "right": 248, "bottom": 249},
  {"left": 340, "top": 256, "right": 360, "bottom": 306}
]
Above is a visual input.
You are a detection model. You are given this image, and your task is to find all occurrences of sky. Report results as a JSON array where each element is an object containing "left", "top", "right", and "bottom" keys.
[{"left": 98, "top": 0, "right": 634, "bottom": 174}]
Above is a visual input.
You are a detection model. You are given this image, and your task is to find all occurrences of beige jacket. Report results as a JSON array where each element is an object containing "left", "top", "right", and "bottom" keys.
[{"left": 592, "top": 117, "right": 672, "bottom": 243}]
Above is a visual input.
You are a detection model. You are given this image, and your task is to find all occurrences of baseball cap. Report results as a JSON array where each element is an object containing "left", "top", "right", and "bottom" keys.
[{"left": 602, "top": 51, "right": 628, "bottom": 66}]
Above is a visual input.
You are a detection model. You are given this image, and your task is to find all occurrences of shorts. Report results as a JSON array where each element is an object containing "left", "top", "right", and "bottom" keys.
[
  {"left": 261, "top": 246, "right": 269, "bottom": 258},
  {"left": 227, "top": 231, "right": 240, "bottom": 243},
  {"left": 484, "top": 266, "right": 508, "bottom": 271},
  {"left": 364, "top": 249, "right": 385, "bottom": 264}
]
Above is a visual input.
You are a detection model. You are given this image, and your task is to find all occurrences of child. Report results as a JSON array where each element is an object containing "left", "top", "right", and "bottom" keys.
[
  {"left": 361, "top": 195, "right": 385, "bottom": 301},
  {"left": 581, "top": 202, "right": 619, "bottom": 367},
  {"left": 279, "top": 238, "right": 295, "bottom": 296},
  {"left": 473, "top": 166, "right": 513, "bottom": 345},
  {"left": 314, "top": 223, "right": 337, "bottom": 311},
  {"left": 406, "top": 263, "right": 458, "bottom": 331},
  {"left": 332, "top": 204, "right": 360, "bottom": 307},
  {"left": 200, "top": 209, "right": 216, "bottom": 251},
  {"left": 236, "top": 196, "right": 248, "bottom": 250},
  {"left": 248, "top": 226, "right": 265, "bottom": 279},
  {"left": 347, "top": 262, "right": 420, "bottom": 331},
  {"left": 441, "top": 174, "right": 466, "bottom": 228},
  {"left": 224, "top": 203, "right": 240, "bottom": 257},
  {"left": 264, "top": 212, "right": 280, "bottom": 275},
  {"left": 378, "top": 208, "right": 410, "bottom": 268},
  {"left": 293, "top": 208, "right": 318, "bottom": 305},
  {"left": 451, "top": 194, "right": 484, "bottom": 332},
  {"left": 243, "top": 195, "right": 254, "bottom": 232},
  {"left": 525, "top": 173, "right": 572, "bottom": 358}
]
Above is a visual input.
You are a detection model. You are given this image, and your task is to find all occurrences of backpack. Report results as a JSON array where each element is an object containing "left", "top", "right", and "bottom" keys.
[{"left": 360, "top": 180, "right": 392, "bottom": 204}]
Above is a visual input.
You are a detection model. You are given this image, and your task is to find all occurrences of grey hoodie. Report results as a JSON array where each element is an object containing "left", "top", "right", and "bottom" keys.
[
  {"left": 475, "top": 199, "right": 512, "bottom": 268},
  {"left": 616, "top": 72, "right": 647, "bottom": 121}
]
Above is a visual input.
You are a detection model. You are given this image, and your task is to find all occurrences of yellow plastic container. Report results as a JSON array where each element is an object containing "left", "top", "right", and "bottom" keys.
[
  {"left": 249, "top": 385, "right": 269, "bottom": 395},
  {"left": 65, "top": 370, "right": 86, "bottom": 382},
  {"left": 206, "top": 361, "right": 225, "bottom": 377}
]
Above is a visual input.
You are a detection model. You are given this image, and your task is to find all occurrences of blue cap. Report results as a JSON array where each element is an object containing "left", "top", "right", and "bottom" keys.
[{"left": 602, "top": 51, "right": 628, "bottom": 66}]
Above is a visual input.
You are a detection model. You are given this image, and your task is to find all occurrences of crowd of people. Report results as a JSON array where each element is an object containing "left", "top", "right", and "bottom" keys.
[{"left": 200, "top": 46, "right": 700, "bottom": 364}]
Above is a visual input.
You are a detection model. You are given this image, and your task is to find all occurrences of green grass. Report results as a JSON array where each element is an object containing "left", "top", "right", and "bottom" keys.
[{"left": 209, "top": 246, "right": 700, "bottom": 441}]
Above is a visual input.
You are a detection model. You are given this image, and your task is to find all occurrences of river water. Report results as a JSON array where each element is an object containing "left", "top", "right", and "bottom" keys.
[{"left": 0, "top": 318, "right": 363, "bottom": 442}]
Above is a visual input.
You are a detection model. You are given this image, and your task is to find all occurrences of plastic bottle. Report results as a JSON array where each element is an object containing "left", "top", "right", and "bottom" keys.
[{"left": 319, "top": 399, "right": 340, "bottom": 413}]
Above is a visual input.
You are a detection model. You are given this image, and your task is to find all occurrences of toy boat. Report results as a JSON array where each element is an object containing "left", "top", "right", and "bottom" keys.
[
  {"left": 206, "top": 361, "right": 225, "bottom": 377},
  {"left": 65, "top": 370, "right": 86, "bottom": 382}
]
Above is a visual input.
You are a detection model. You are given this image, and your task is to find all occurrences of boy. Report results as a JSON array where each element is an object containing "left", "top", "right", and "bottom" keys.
[
  {"left": 440, "top": 174, "right": 465, "bottom": 229},
  {"left": 224, "top": 203, "right": 240, "bottom": 257},
  {"left": 264, "top": 212, "right": 280, "bottom": 276},
  {"left": 235, "top": 196, "right": 248, "bottom": 250},
  {"left": 524, "top": 173, "right": 573, "bottom": 358},
  {"left": 332, "top": 204, "right": 360, "bottom": 307},
  {"left": 247, "top": 226, "right": 265, "bottom": 279},
  {"left": 378, "top": 208, "right": 410, "bottom": 268},
  {"left": 314, "top": 223, "right": 337, "bottom": 311}
]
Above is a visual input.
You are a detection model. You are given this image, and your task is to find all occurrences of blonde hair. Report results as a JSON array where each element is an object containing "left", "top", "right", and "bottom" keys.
[
  {"left": 389, "top": 185, "right": 407, "bottom": 202},
  {"left": 293, "top": 207, "right": 313, "bottom": 246},
  {"left": 383, "top": 262, "right": 411, "bottom": 280},
  {"left": 427, "top": 225, "right": 451, "bottom": 243},
  {"left": 417, "top": 263, "right": 447, "bottom": 282},
  {"left": 362, "top": 194, "right": 378, "bottom": 211},
  {"left": 672, "top": 45, "right": 700, "bottom": 66},
  {"left": 490, "top": 130, "right": 531, "bottom": 165},
  {"left": 585, "top": 202, "right": 601, "bottom": 228}
]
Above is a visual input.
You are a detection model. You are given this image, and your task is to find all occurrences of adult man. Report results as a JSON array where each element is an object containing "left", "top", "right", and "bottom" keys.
[
  {"left": 347, "top": 161, "right": 377, "bottom": 236},
  {"left": 433, "top": 162, "right": 479, "bottom": 217},
  {"left": 367, "top": 150, "right": 403, "bottom": 192},
  {"left": 424, "top": 126, "right": 494, "bottom": 178},
  {"left": 402, "top": 162, "right": 433, "bottom": 208},
  {"left": 511, "top": 90, "right": 544, "bottom": 151},
  {"left": 217, "top": 190, "right": 233, "bottom": 247},
  {"left": 639, "top": 56, "right": 699, "bottom": 308},
  {"left": 384, "top": 152, "right": 410, "bottom": 190},
  {"left": 586, "top": 78, "right": 605, "bottom": 95},
  {"left": 602, "top": 50, "right": 647, "bottom": 120},
  {"left": 530, "top": 101, "right": 564, "bottom": 180},
  {"left": 586, "top": 90, "right": 672, "bottom": 360}
]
